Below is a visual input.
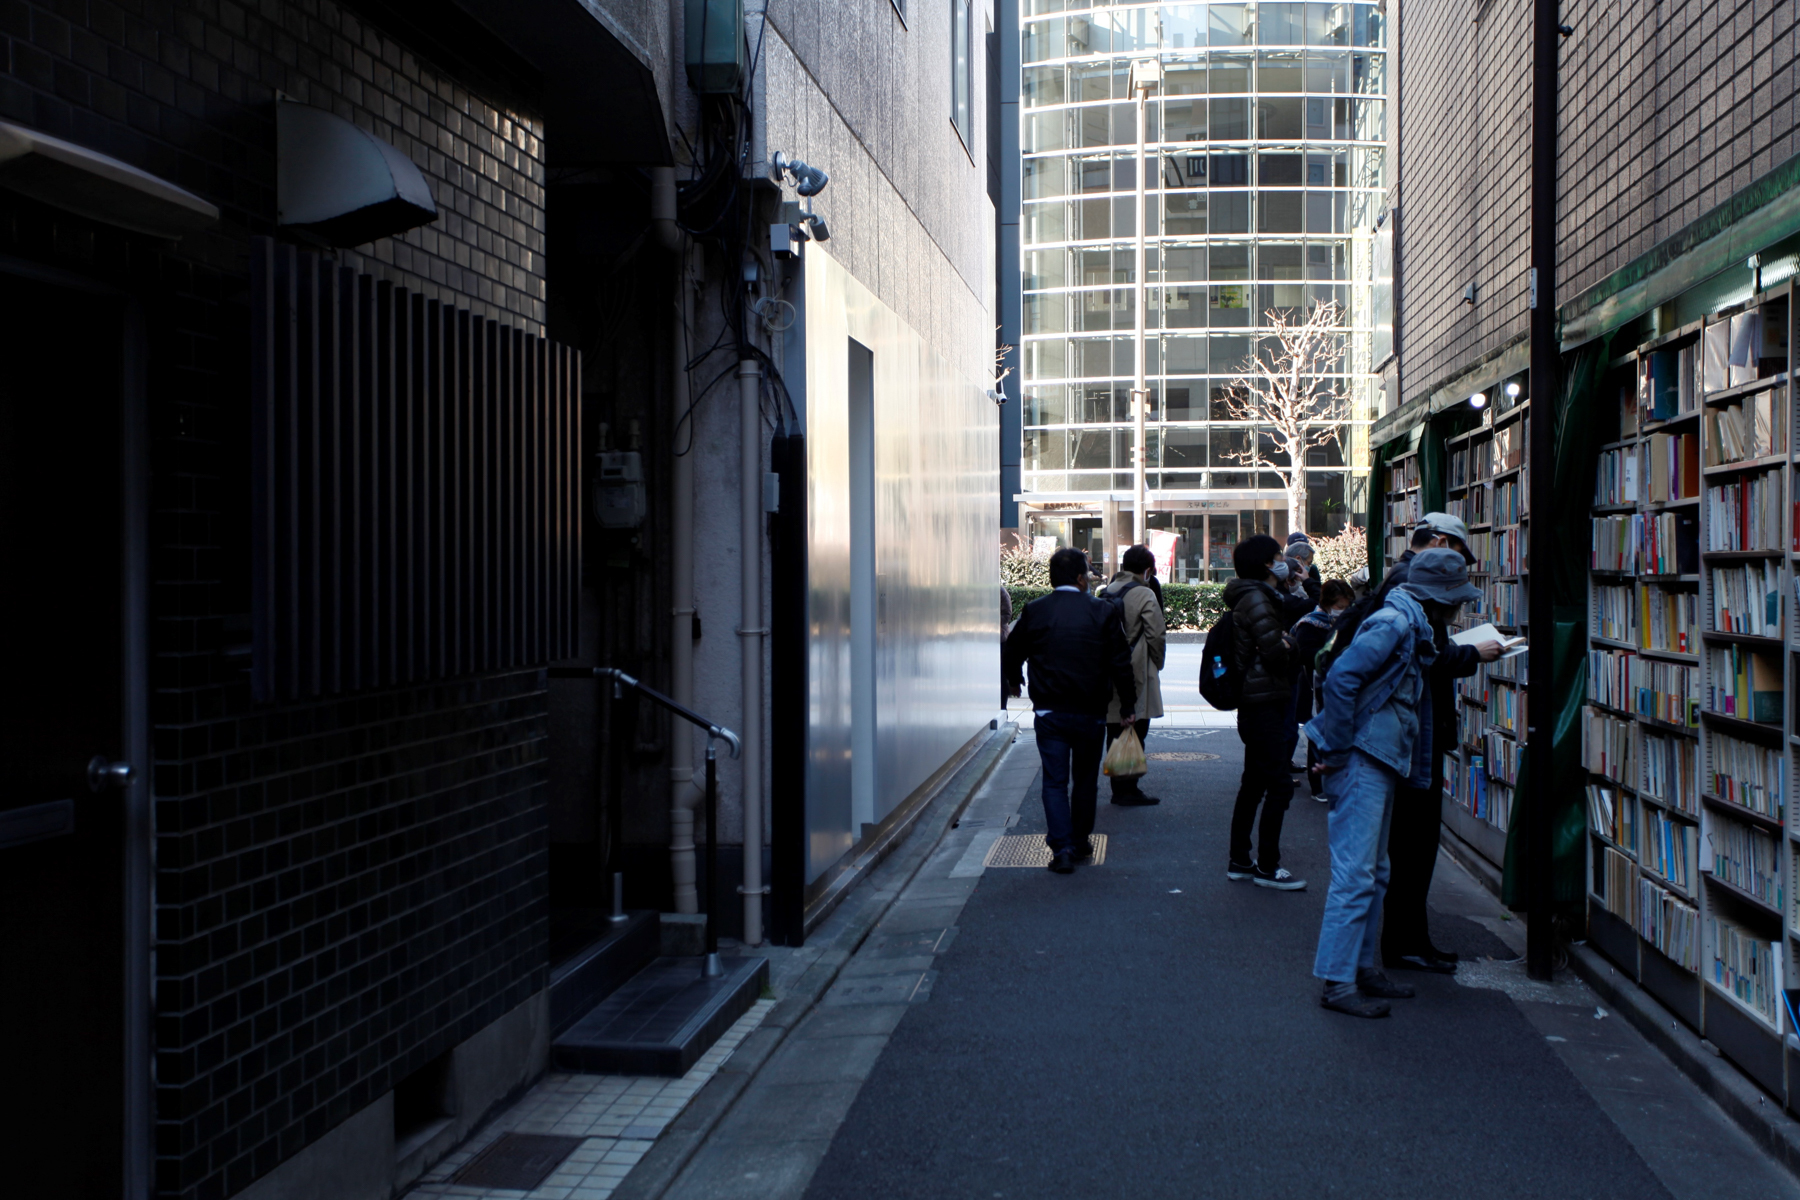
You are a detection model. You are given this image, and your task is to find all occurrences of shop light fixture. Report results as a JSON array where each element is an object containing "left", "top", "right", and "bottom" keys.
[
  {"left": 1505, "top": 381, "right": 1522, "bottom": 398},
  {"left": 1469, "top": 391, "right": 1488, "bottom": 409}
]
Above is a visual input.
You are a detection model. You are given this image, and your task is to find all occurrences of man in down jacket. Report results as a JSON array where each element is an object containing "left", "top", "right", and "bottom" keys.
[{"left": 1221, "top": 535, "right": 1312, "bottom": 891}]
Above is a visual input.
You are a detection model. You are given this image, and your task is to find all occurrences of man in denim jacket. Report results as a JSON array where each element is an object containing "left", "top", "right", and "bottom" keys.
[{"left": 1304, "top": 548, "right": 1480, "bottom": 1018}]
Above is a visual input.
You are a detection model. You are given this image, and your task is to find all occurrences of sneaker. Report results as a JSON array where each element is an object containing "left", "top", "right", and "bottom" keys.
[
  {"left": 1322, "top": 989, "right": 1391, "bottom": 1019},
  {"left": 1314, "top": 792, "right": 1331, "bottom": 804},
  {"left": 1253, "top": 865, "right": 1306, "bottom": 891},
  {"left": 1356, "top": 969, "right": 1417, "bottom": 999},
  {"left": 1047, "top": 850, "right": 1075, "bottom": 874},
  {"left": 1227, "top": 860, "right": 1256, "bottom": 881}
]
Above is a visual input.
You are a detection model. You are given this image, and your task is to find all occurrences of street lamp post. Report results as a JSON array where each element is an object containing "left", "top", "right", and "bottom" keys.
[{"left": 1130, "top": 57, "right": 1161, "bottom": 549}]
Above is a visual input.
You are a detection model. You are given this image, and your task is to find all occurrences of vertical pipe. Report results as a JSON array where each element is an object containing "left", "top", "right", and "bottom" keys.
[
  {"left": 121, "top": 300, "right": 151, "bottom": 1200},
  {"left": 704, "top": 745, "right": 723, "bottom": 977},
  {"left": 655, "top": 170, "right": 703, "bottom": 914},
  {"left": 739, "top": 358, "right": 766, "bottom": 947},
  {"left": 1525, "top": 0, "right": 1559, "bottom": 981},
  {"left": 1132, "top": 74, "right": 1149, "bottom": 547}
]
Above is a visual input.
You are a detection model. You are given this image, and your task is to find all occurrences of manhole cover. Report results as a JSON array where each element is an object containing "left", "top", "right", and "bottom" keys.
[
  {"left": 1148, "top": 751, "right": 1219, "bottom": 761},
  {"left": 984, "top": 832, "right": 1107, "bottom": 867},
  {"left": 452, "top": 1133, "right": 585, "bottom": 1189}
]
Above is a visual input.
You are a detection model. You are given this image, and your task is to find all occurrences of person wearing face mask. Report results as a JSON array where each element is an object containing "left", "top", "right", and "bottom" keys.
[
  {"left": 1292, "top": 579, "right": 1355, "bottom": 802},
  {"left": 1305, "top": 548, "right": 1479, "bottom": 1018}
]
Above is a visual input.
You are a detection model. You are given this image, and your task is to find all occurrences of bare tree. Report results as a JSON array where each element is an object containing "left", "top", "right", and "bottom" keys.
[{"left": 1219, "top": 301, "right": 1351, "bottom": 535}]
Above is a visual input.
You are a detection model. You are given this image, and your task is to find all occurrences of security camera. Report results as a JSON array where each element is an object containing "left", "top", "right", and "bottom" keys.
[
  {"left": 804, "top": 213, "right": 830, "bottom": 242},
  {"left": 986, "top": 388, "right": 1008, "bottom": 406}
]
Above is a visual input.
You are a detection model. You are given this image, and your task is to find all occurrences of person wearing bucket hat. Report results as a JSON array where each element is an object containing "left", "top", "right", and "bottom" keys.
[
  {"left": 1306, "top": 548, "right": 1484, "bottom": 1017},
  {"left": 1370, "top": 524, "right": 1503, "bottom": 974}
]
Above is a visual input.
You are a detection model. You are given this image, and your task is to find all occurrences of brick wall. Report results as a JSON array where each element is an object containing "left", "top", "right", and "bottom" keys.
[
  {"left": 0, "top": 3, "right": 557, "bottom": 1198},
  {"left": 1396, "top": 0, "right": 1800, "bottom": 403}
]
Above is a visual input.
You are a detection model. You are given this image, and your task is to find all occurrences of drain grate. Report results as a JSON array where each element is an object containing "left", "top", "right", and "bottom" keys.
[
  {"left": 1148, "top": 751, "right": 1219, "bottom": 761},
  {"left": 984, "top": 832, "right": 1107, "bottom": 868},
  {"left": 451, "top": 1133, "right": 585, "bottom": 1189}
]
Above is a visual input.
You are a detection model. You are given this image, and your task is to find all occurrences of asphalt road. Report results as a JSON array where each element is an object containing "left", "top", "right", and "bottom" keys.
[{"left": 801, "top": 727, "right": 1795, "bottom": 1200}]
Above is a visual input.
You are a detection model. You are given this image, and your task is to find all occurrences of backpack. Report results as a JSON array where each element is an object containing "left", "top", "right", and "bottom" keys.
[
  {"left": 1199, "top": 610, "right": 1244, "bottom": 710},
  {"left": 1102, "top": 579, "right": 1148, "bottom": 647}
]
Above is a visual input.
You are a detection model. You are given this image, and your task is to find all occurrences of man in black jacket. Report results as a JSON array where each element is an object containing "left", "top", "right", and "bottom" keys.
[
  {"left": 1222, "top": 535, "right": 1311, "bottom": 890},
  {"left": 1376, "top": 514, "right": 1500, "bottom": 971},
  {"left": 1003, "top": 548, "right": 1137, "bottom": 874}
]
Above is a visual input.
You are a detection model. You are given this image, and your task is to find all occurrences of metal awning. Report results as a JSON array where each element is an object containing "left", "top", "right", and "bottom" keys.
[
  {"left": 0, "top": 120, "right": 218, "bottom": 239},
  {"left": 276, "top": 101, "right": 438, "bottom": 247}
]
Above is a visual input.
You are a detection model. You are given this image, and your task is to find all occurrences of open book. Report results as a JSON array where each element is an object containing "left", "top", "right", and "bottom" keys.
[{"left": 1450, "top": 622, "right": 1528, "bottom": 659}]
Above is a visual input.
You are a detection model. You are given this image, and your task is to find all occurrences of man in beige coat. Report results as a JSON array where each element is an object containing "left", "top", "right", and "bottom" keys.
[{"left": 1101, "top": 545, "right": 1167, "bottom": 806}]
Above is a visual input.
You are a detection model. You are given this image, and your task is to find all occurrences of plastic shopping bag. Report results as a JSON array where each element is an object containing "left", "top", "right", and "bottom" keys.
[{"left": 1101, "top": 726, "right": 1147, "bottom": 778}]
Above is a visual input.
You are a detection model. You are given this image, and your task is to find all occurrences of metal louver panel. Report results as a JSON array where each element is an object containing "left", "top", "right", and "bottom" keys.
[{"left": 250, "top": 236, "right": 580, "bottom": 701}]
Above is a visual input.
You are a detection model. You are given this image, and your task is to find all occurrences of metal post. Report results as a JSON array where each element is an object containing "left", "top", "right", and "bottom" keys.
[
  {"left": 609, "top": 872, "right": 626, "bottom": 924},
  {"left": 703, "top": 744, "right": 723, "bottom": 978},
  {"left": 1524, "top": 0, "right": 1559, "bottom": 981},
  {"left": 1130, "top": 59, "right": 1159, "bottom": 546}
]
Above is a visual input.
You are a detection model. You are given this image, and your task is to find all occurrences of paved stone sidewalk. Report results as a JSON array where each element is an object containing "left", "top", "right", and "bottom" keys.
[{"left": 403, "top": 1000, "right": 774, "bottom": 1200}]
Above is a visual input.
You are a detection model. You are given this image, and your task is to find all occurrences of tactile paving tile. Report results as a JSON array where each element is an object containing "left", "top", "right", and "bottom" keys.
[
  {"left": 1147, "top": 751, "right": 1219, "bottom": 761},
  {"left": 983, "top": 832, "right": 1107, "bottom": 867}
]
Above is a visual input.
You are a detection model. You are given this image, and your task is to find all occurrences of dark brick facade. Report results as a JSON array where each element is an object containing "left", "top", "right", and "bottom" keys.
[
  {"left": 1394, "top": 0, "right": 1800, "bottom": 402},
  {"left": 1, "top": 3, "right": 558, "bottom": 1197}
]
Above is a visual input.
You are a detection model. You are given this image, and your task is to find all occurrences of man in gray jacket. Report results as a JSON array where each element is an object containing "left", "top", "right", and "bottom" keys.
[{"left": 1101, "top": 545, "right": 1166, "bottom": 806}]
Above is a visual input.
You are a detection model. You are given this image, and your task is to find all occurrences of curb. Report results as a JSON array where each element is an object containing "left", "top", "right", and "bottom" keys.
[
  {"left": 1440, "top": 824, "right": 1800, "bottom": 1181},
  {"left": 611, "top": 722, "right": 1020, "bottom": 1200}
]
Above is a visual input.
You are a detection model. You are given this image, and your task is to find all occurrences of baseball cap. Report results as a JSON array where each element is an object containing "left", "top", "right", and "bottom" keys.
[
  {"left": 1418, "top": 511, "right": 1474, "bottom": 562},
  {"left": 1403, "top": 547, "right": 1481, "bottom": 605}
]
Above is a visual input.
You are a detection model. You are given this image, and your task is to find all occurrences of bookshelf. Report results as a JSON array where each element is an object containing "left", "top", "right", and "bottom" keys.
[
  {"left": 1440, "top": 391, "right": 1530, "bottom": 866},
  {"left": 1583, "top": 283, "right": 1796, "bottom": 1097},
  {"left": 1382, "top": 449, "right": 1422, "bottom": 567}
]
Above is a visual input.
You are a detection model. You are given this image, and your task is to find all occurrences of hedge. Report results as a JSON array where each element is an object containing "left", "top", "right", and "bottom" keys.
[{"left": 1007, "top": 581, "right": 1228, "bottom": 631}]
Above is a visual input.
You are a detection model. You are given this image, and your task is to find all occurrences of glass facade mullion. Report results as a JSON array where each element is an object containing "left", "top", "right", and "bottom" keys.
[{"left": 1019, "top": 1, "right": 1383, "bottom": 561}]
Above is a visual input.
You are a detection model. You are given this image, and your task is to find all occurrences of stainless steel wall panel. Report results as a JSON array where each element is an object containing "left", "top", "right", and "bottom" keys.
[{"left": 801, "top": 248, "right": 1000, "bottom": 884}]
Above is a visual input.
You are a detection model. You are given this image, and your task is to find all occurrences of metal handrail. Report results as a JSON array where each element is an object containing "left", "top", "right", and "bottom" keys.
[{"left": 547, "top": 665, "right": 738, "bottom": 977}]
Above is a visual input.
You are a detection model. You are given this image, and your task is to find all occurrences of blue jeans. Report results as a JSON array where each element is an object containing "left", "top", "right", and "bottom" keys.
[
  {"left": 1312, "top": 748, "right": 1399, "bottom": 983},
  {"left": 1034, "top": 712, "right": 1105, "bottom": 853}
]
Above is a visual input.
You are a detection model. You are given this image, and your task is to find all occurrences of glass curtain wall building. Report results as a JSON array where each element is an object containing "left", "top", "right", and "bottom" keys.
[{"left": 1017, "top": 1, "right": 1386, "bottom": 579}]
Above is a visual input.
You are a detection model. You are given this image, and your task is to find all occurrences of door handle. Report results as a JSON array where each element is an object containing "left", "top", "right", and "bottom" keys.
[{"left": 87, "top": 756, "right": 134, "bottom": 792}]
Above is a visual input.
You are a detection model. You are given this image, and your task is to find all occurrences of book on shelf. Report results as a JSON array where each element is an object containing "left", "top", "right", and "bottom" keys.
[
  {"left": 1710, "top": 561, "right": 1782, "bottom": 636},
  {"left": 1628, "top": 656, "right": 1701, "bottom": 726},
  {"left": 1647, "top": 430, "right": 1701, "bottom": 500},
  {"left": 1640, "top": 585, "right": 1697, "bottom": 654},
  {"left": 1587, "top": 647, "right": 1634, "bottom": 711},
  {"left": 1586, "top": 782, "right": 1614, "bottom": 837},
  {"left": 1706, "top": 815, "right": 1784, "bottom": 911},
  {"left": 1595, "top": 446, "right": 1638, "bottom": 506},
  {"left": 1641, "top": 731, "right": 1698, "bottom": 815},
  {"left": 1704, "top": 468, "right": 1784, "bottom": 551},
  {"left": 1703, "top": 321, "right": 1730, "bottom": 393},
  {"left": 1640, "top": 510, "right": 1700, "bottom": 574},
  {"left": 1601, "top": 844, "right": 1636, "bottom": 917},
  {"left": 1702, "top": 390, "right": 1786, "bottom": 465},
  {"left": 1585, "top": 707, "right": 1635, "bottom": 782},
  {"left": 1593, "top": 582, "right": 1640, "bottom": 643},
  {"left": 1703, "top": 645, "right": 1781, "bottom": 724},
  {"left": 1642, "top": 878, "right": 1699, "bottom": 970},
  {"left": 1711, "top": 731, "right": 1784, "bottom": 822},
  {"left": 1709, "top": 914, "right": 1781, "bottom": 1027},
  {"left": 1645, "top": 344, "right": 1698, "bottom": 418},
  {"left": 1642, "top": 804, "right": 1697, "bottom": 892}
]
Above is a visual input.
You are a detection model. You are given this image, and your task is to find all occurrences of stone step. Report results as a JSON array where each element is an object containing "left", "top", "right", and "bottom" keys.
[
  {"left": 551, "top": 955, "right": 769, "bottom": 1077},
  {"left": 548, "top": 909, "right": 660, "bottom": 1036}
]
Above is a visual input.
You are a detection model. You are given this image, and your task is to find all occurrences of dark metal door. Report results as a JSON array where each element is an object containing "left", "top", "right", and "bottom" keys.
[{"left": 0, "top": 277, "right": 130, "bottom": 1196}]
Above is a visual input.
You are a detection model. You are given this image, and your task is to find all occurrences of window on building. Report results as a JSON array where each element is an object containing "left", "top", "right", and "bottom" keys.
[{"left": 952, "top": 0, "right": 972, "bottom": 148}]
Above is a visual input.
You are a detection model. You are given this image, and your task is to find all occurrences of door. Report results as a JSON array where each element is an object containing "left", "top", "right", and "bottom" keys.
[{"left": 0, "top": 276, "right": 133, "bottom": 1195}]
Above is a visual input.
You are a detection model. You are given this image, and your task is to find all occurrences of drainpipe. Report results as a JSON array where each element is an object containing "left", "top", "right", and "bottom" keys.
[
  {"left": 653, "top": 167, "right": 702, "bottom": 914},
  {"left": 738, "top": 358, "right": 766, "bottom": 946}
]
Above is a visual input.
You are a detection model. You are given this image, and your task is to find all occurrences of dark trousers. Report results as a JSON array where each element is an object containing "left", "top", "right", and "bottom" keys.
[
  {"left": 1105, "top": 718, "right": 1151, "bottom": 796},
  {"left": 1230, "top": 697, "right": 1297, "bottom": 870},
  {"left": 1035, "top": 711, "right": 1105, "bottom": 853},
  {"left": 1381, "top": 757, "right": 1445, "bottom": 957}
]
